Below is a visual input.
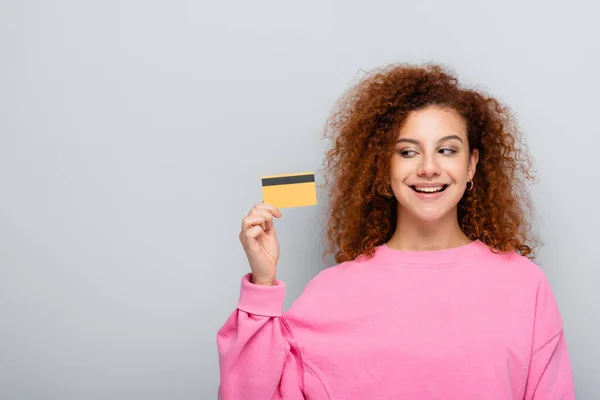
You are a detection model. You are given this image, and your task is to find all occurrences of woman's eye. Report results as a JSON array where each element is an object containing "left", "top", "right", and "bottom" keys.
[
  {"left": 400, "top": 150, "right": 417, "bottom": 158},
  {"left": 439, "top": 148, "right": 456, "bottom": 155}
]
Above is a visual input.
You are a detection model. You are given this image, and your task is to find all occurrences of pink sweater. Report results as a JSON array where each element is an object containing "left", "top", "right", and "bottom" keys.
[{"left": 217, "top": 240, "right": 575, "bottom": 399}]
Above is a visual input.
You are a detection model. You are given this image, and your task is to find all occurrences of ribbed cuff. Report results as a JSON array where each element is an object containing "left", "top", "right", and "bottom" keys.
[{"left": 236, "top": 273, "right": 286, "bottom": 317}]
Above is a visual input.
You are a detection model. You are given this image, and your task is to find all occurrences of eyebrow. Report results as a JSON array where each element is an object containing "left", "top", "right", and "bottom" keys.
[{"left": 395, "top": 134, "right": 464, "bottom": 145}]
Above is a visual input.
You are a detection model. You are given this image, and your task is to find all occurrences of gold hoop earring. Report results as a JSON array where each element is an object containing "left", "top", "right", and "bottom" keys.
[{"left": 466, "top": 180, "right": 474, "bottom": 191}]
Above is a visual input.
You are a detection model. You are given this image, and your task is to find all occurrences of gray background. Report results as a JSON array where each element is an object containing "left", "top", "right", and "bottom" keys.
[{"left": 1, "top": 0, "right": 598, "bottom": 398}]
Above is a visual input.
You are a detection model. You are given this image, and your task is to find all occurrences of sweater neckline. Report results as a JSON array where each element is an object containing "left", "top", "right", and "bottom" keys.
[{"left": 375, "top": 239, "right": 488, "bottom": 267}]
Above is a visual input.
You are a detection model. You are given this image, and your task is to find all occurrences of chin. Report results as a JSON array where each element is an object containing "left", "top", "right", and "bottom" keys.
[
  {"left": 413, "top": 210, "right": 450, "bottom": 223},
  {"left": 400, "top": 203, "right": 455, "bottom": 223}
]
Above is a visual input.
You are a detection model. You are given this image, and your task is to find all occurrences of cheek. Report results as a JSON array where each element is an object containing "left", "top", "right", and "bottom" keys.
[
  {"left": 443, "top": 159, "right": 469, "bottom": 180},
  {"left": 390, "top": 158, "right": 413, "bottom": 180}
]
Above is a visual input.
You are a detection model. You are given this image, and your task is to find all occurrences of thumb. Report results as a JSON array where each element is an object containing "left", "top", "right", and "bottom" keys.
[{"left": 265, "top": 220, "right": 276, "bottom": 236}]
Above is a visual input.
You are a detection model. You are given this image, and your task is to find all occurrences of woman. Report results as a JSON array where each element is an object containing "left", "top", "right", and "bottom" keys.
[{"left": 217, "top": 63, "right": 575, "bottom": 399}]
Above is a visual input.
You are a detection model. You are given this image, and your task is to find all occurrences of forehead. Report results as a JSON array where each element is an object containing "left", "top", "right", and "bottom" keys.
[{"left": 397, "top": 106, "right": 467, "bottom": 140}]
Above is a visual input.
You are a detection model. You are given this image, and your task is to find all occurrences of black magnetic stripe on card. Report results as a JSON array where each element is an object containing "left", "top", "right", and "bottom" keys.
[{"left": 262, "top": 174, "right": 315, "bottom": 187}]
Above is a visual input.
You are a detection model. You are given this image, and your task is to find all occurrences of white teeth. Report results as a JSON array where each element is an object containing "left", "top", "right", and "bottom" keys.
[{"left": 414, "top": 186, "right": 444, "bottom": 193}]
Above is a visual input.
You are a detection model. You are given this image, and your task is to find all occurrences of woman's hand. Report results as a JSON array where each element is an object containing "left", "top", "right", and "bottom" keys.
[{"left": 239, "top": 203, "right": 282, "bottom": 286}]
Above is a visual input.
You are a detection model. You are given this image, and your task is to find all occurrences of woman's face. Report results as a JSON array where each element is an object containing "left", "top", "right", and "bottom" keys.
[{"left": 390, "top": 105, "right": 479, "bottom": 224}]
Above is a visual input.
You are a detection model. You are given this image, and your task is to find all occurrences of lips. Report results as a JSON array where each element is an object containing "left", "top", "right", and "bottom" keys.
[{"left": 411, "top": 184, "right": 448, "bottom": 194}]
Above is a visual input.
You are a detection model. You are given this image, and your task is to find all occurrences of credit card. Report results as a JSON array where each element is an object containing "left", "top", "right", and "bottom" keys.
[{"left": 261, "top": 172, "right": 317, "bottom": 209}]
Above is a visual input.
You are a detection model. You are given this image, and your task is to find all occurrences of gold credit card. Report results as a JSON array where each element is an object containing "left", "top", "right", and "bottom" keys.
[{"left": 261, "top": 172, "right": 317, "bottom": 209}]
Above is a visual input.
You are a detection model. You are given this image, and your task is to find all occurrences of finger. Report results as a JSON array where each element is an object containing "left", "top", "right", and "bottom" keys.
[
  {"left": 244, "top": 225, "right": 263, "bottom": 240},
  {"left": 254, "top": 203, "right": 282, "bottom": 218},
  {"left": 264, "top": 218, "right": 276, "bottom": 236},
  {"left": 242, "top": 215, "right": 267, "bottom": 231},
  {"left": 263, "top": 216, "right": 274, "bottom": 233},
  {"left": 249, "top": 208, "right": 275, "bottom": 226},
  {"left": 252, "top": 204, "right": 280, "bottom": 218},
  {"left": 252, "top": 209, "right": 275, "bottom": 231},
  {"left": 242, "top": 212, "right": 274, "bottom": 233}
]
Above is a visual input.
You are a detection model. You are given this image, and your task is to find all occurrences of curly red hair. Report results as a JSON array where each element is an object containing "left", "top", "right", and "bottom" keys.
[{"left": 320, "top": 63, "right": 537, "bottom": 264}]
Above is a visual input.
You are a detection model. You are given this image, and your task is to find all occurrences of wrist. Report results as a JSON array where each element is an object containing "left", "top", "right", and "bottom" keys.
[{"left": 251, "top": 274, "right": 276, "bottom": 286}]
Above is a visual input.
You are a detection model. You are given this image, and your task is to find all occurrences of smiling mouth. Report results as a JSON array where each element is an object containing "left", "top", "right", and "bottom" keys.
[{"left": 411, "top": 185, "right": 448, "bottom": 194}]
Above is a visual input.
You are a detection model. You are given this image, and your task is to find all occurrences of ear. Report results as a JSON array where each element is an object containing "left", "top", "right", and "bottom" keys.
[{"left": 468, "top": 148, "right": 479, "bottom": 180}]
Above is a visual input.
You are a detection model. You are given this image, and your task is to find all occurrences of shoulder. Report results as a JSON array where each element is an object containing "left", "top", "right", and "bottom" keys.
[
  {"left": 284, "top": 251, "right": 377, "bottom": 313},
  {"left": 479, "top": 243, "right": 550, "bottom": 284},
  {"left": 482, "top": 245, "right": 565, "bottom": 348},
  {"left": 481, "top": 245, "right": 562, "bottom": 319},
  {"left": 304, "top": 248, "right": 380, "bottom": 287}
]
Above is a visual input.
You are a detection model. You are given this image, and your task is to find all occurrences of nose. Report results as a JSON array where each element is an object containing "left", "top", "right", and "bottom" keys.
[{"left": 417, "top": 153, "right": 441, "bottom": 177}]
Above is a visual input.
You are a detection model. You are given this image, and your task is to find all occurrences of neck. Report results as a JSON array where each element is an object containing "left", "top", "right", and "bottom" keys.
[{"left": 386, "top": 206, "right": 472, "bottom": 251}]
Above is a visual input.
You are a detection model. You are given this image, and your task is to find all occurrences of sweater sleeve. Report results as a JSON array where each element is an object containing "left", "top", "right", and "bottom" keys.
[
  {"left": 523, "top": 275, "right": 575, "bottom": 399},
  {"left": 216, "top": 273, "right": 305, "bottom": 400}
]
